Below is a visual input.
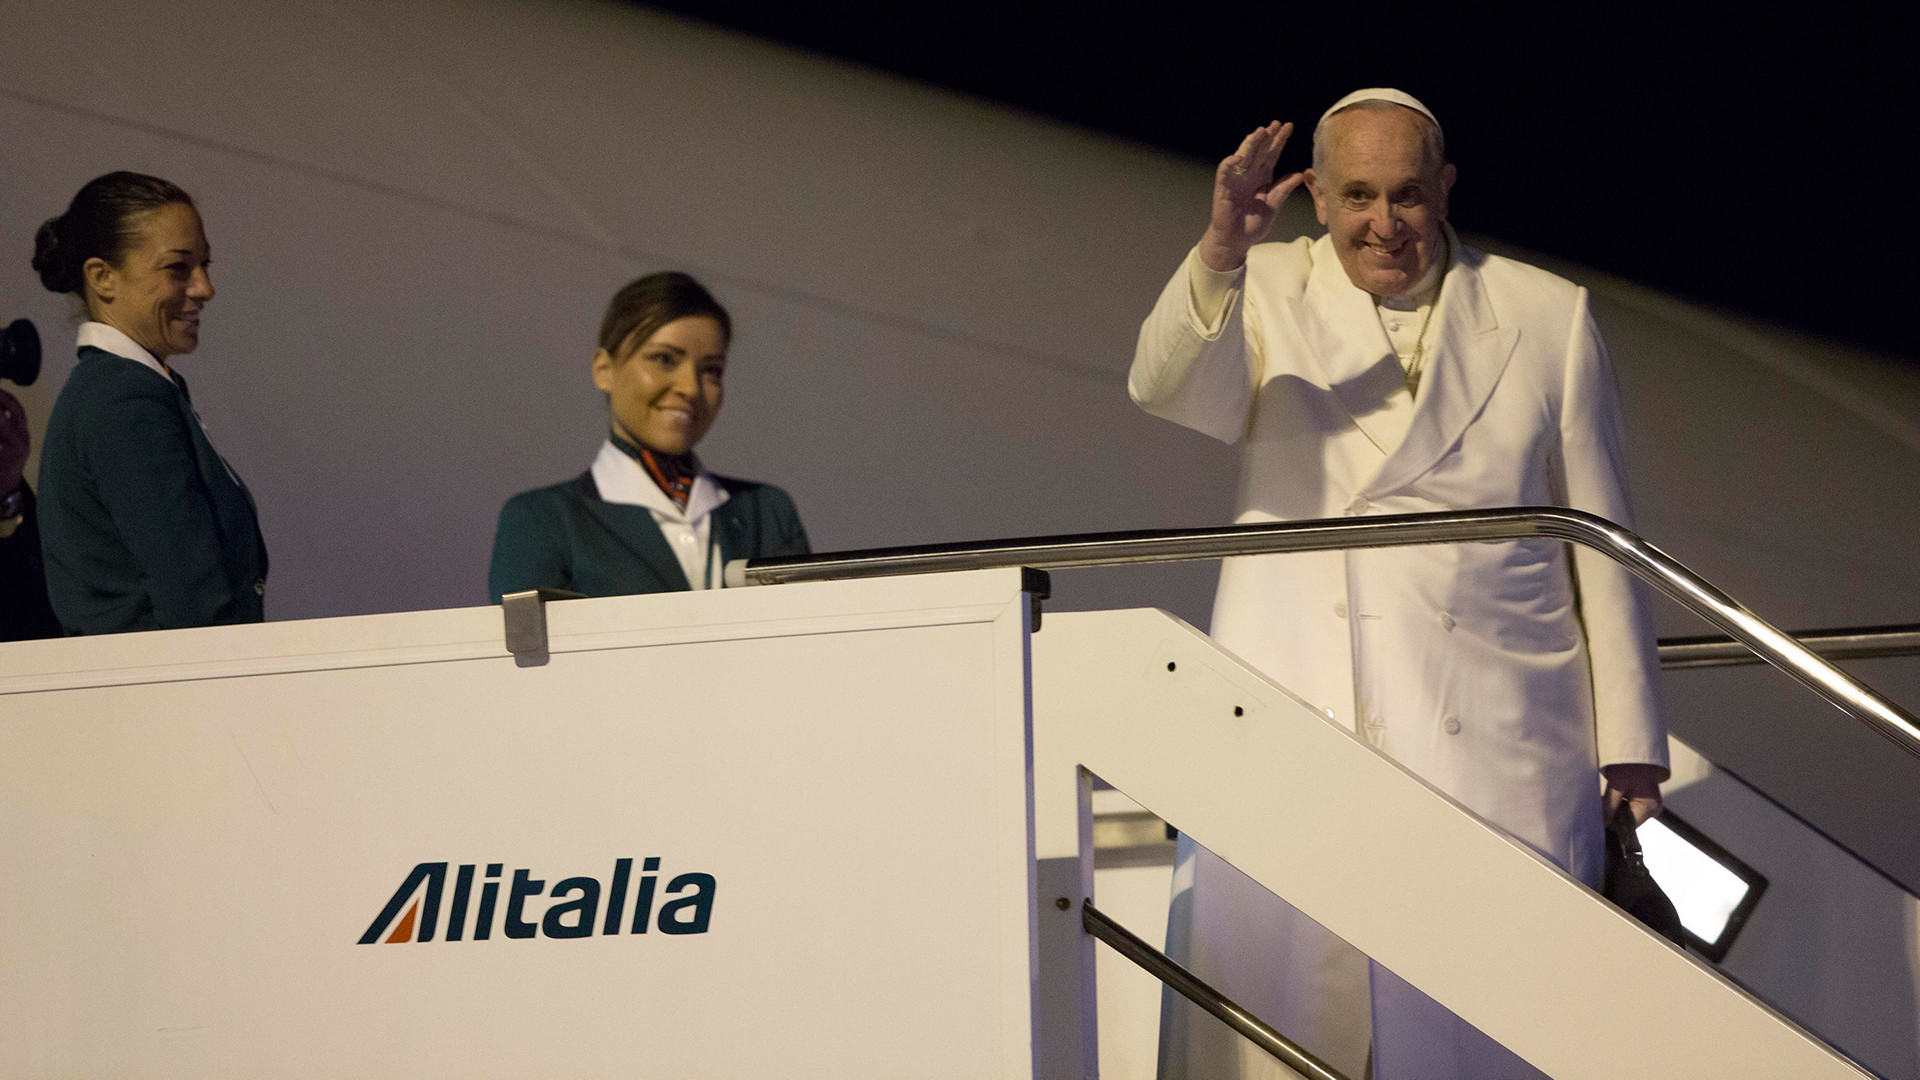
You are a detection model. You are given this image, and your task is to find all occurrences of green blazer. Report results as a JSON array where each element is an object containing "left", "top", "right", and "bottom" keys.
[
  {"left": 37, "top": 346, "right": 268, "bottom": 635},
  {"left": 488, "top": 471, "right": 809, "bottom": 603}
]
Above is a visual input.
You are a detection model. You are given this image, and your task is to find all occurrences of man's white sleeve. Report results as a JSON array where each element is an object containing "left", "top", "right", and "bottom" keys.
[
  {"left": 1558, "top": 288, "right": 1670, "bottom": 773},
  {"left": 1128, "top": 247, "right": 1259, "bottom": 444}
]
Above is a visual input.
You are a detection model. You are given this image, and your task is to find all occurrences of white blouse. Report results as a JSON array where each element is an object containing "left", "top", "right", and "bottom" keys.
[{"left": 588, "top": 440, "right": 732, "bottom": 589}]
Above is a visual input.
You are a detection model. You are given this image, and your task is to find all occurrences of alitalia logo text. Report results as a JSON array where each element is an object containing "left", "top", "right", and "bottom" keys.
[{"left": 360, "top": 859, "right": 715, "bottom": 943}]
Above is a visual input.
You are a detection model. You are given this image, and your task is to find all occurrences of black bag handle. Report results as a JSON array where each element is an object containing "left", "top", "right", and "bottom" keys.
[{"left": 1602, "top": 802, "right": 1687, "bottom": 947}]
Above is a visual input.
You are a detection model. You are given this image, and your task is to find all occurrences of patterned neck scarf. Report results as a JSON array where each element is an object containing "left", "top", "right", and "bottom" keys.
[{"left": 609, "top": 429, "right": 699, "bottom": 510}]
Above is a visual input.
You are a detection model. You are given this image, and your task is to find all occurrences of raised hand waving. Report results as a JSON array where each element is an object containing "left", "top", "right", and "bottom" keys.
[{"left": 1197, "top": 121, "right": 1305, "bottom": 272}]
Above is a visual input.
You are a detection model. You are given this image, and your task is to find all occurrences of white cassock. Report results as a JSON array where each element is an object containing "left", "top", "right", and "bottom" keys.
[{"left": 1130, "top": 227, "right": 1668, "bottom": 1080}]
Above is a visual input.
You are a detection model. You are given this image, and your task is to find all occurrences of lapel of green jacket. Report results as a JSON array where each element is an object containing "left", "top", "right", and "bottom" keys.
[
  {"left": 177, "top": 391, "right": 266, "bottom": 576},
  {"left": 567, "top": 473, "right": 692, "bottom": 592},
  {"left": 709, "top": 483, "right": 755, "bottom": 566},
  {"left": 97, "top": 348, "right": 268, "bottom": 582}
]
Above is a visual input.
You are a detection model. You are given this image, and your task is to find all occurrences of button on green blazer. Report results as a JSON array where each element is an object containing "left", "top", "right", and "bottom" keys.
[
  {"left": 37, "top": 346, "right": 268, "bottom": 635},
  {"left": 487, "top": 472, "right": 808, "bottom": 603}
]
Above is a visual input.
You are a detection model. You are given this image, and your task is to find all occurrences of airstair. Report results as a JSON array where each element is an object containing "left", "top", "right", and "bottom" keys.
[
  {"left": 1, "top": 508, "right": 1912, "bottom": 1077},
  {"left": 734, "top": 506, "right": 1919, "bottom": 1080}
]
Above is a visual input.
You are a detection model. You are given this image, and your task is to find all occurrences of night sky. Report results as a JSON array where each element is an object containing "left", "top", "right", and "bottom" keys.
[{"left": 642, "top": 3, "right": 1916, "bottom": 365}]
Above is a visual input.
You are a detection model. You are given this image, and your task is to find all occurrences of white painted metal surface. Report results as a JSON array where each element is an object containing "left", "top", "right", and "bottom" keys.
[
  {"left": 1033, "top": 608, "right": 1871, "bottom": 1079},
  {"left": 0, "top": 570, "right": 1037, "bottom": 1078}
]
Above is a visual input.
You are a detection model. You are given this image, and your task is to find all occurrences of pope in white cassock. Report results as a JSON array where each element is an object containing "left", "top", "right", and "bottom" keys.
[{"left": 1130, "top": 89, "right": 1671, "bottom": 1080}]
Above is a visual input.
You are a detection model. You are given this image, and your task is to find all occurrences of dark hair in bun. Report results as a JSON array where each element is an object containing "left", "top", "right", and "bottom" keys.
[
  {"left": 598, "top": 271, "right": 731, "bottom": 360},
  {"left": 32, "top": 171, "right": 194, "bottom": 296}
]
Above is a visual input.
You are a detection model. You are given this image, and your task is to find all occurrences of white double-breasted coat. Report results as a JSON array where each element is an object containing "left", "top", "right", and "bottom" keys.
[{"left": 1130, "top": 229, "right": 1667, "bottom": 1078}]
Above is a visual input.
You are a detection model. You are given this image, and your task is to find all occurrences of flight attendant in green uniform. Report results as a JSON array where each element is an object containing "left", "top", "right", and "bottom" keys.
[
  {"left": 31, "top": 172, "right": 267, "bottom": 635},
  {"left": 488, "top": 272, "right": 808, "bottom": 602}
]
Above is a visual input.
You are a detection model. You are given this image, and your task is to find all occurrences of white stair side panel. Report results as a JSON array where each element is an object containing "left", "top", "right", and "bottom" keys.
[{"left": 1033, "top": 608, "right": 1868, "bottom": 1080}]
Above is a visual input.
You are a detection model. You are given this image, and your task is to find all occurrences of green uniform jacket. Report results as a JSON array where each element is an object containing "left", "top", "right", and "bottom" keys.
[
  {"left": 37, "top": 346, "right": 268, "bottom": 635},
  {"left": 488, "top": 471, "right": 809, "bottom": 602}
]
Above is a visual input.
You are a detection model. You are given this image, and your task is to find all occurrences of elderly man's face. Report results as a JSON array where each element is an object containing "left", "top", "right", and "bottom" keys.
[{"left": 1306, "top": 107, "right": 1456, "bottom": 299}]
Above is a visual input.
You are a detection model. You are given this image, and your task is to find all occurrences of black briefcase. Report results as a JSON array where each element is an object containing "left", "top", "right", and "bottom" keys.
[{"left": 1603, "top": 802, "right": 1687, "bottom": 946}]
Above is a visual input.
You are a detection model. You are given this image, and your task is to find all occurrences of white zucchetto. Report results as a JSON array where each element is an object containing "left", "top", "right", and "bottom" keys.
[{"left": 1318, "top": 88, "right": 1442, "bottom": 136}]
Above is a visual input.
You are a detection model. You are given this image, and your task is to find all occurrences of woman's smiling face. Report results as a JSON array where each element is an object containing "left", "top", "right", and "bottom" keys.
[
  {"left": 85, "top": 202, "right": 214, "bottom": 361},
  {"left": 592, "top": 314, "right": 728, "bottom": 455}
]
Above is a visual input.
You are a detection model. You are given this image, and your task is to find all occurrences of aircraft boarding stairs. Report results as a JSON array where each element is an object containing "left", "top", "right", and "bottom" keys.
[
  {"left": 733, "top": 506, "right": 1920, "bottom": 1080},
  {"left": 1056, "top": 628, "right": 1920, "bottom": 1080},
  {"left": 1030, "top": 608, "right": 1909, "bottom": 1080},
  {"left": 1, "top": 507, "right": 1913, "bottom": 1078}
]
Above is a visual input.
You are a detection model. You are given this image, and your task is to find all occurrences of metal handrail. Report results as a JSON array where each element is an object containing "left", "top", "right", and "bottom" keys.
[
  {"left": 1083, "top": 900, "right": 1348, "bottom": 1080},
  {"left": 1661, "top": 624, "right": 1920, "bottom": 670},
  {"left": 726, "top": 507, "right": 1920, "bottom": 760}
]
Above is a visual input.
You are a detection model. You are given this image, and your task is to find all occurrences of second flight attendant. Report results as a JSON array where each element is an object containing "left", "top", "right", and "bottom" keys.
[
  {"left": 489, "top": 272, "right": 808, "bottom": 601},
  {"left": 32, "top": 171, "right": 267, "bottom": 634}
]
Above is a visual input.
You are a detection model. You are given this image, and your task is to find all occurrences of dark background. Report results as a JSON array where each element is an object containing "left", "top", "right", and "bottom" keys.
[{"left": 642, "top": 3, "right": 1915, "bottom": 363}]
